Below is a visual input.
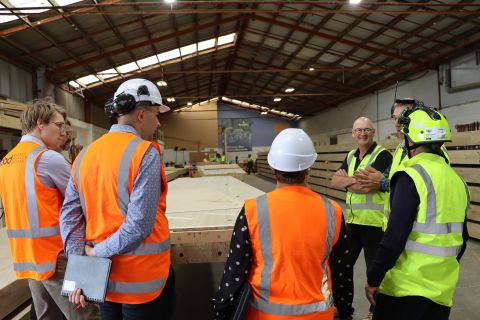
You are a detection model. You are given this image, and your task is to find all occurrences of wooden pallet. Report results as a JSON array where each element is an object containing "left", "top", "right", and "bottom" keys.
[{"left": 257, "top": 131, "right": 480, "bottom": 239}]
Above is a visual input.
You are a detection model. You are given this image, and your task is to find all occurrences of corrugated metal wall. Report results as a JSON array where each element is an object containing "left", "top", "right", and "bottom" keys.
[{"left": 0, "top": 60, "right": 33, "bottom": 102}]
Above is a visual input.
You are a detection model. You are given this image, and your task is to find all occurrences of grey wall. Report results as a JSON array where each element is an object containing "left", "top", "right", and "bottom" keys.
[{"left": 0, "top": 59, "right": 33, "bottom": 102}]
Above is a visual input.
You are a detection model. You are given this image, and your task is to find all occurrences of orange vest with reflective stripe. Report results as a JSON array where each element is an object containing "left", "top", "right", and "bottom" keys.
[
  {"left": 0, "top": 141, "right": 64, "bottom": 280},
  {"left": 244, "top": 186, "right": 342, "bottom": 320},
  {"left": 72, "top": 132, "right": 170, "bottom": 304}
]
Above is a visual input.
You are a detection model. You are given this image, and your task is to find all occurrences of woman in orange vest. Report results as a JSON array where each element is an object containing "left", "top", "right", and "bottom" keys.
[
  {"left": 0, "top": 100, "right": 98, "bottom": 319},
  {"left": 213, "top": 128, "right": 354, "bottom": 320}
]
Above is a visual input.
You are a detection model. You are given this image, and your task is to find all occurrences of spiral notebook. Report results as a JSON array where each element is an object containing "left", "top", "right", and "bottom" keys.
[{"left": 61, "top": 254, "right": 111, "bottom": 303}]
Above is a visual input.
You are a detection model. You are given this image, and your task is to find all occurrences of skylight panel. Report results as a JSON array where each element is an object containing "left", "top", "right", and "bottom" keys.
[
  {"left": 158, "top": 49, "right": 181, "bottom": 62},
  {"left": 180, "top": 44, "right": 197, "bottom": 56},
  {"left": 217, "top": 33, "right": 235, "bottom": 46},
  {"left": 137, "top": 55, "right": 158, "bottom": 68},
  {"left": 10, "top": 0, "right": 52, "bottom": 13},
  {"left": 56, "top": 0, "right": 82, "bottom": 5},
  {"left": 116, "top": 62, "right": 139, "bottom": 73},
  {"left": 0, "top": 4, "right": 18, "bottom": 23},
  {"left": 76, "top": 75, "right": 99, "bottom": 86},
  {"left": 198, "top": 38, "right": 215, "bottom": 51},
  {"left": 97, "top": 68, "right": 118, "bottom": 80},
  {"left": 68, "top": 81, "right": 80, "bottom": 88}
]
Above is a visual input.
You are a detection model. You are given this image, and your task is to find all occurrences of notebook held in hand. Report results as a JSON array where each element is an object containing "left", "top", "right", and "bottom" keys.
[
  {"left": 61, "top": 254, "right": 111, "bottom": 303},
  {"left": 229, "top": 282, "right": 252, "bottom": 320}
]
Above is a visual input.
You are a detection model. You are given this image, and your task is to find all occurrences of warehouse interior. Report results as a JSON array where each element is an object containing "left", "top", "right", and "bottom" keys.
[{"left": 1, "top": 1, "right": 480, "bottom": 319}]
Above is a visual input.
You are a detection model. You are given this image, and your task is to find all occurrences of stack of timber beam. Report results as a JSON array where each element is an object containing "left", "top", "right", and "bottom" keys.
[
  {"left": 196, "top": 163, "right": 247, "bottom": 181},
  {"left": 164, "top": 167, "right": 188, "bottom": 182},
  {"left": 0, "top": 230, "right": 31, "bottom": 319},
  {"left": 257, "top": 131, "right": 480, "bottom": 239},
  {"left": 166, "top": 176, "right": 264, "bottom": 263}
]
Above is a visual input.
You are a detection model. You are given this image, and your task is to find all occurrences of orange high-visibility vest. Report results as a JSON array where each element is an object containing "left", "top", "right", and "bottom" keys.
[
  {"left": 72, "top": 132, "right": 171, "bottom": 304},
  {"left": 0, "top": 141, "right": 64, "bottom": 280},
  {"left": 244, "top": 186, "right": 342, "bottom": 320}
]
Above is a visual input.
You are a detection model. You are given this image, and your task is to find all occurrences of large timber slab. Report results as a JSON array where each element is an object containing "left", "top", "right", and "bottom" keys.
[
  {"left": 166, "top": 176, "right": 264, "bottom": 263},
  {"left": 0, "top": 229, "right": 31, "bottom": 319}
]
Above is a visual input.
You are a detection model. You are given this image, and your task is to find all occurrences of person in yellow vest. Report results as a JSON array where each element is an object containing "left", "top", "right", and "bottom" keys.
[
  {"left": 246, "top": 153, "right": 255, "bottom": 174},
  {"left": 353, "top": 99, "right": 450, "bottom": 231},
  {"left": 365, "top": 107, "right": 469, "bottom": 320},
  {"left": 60, "top": 79, "right": 174, "bottom": 319},
  {"left": 0, "top": 100, "right": 98, "bottom": 319},
  {"left": 213, "top": 128, "right": 354, "bottom": 320},
  {"left": 330, "top": 117, "right": 392, "bottom": 320}
]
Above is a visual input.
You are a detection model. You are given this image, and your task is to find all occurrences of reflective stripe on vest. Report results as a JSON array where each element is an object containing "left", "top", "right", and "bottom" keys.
[
  {"left": 250, "top": 194, "right": 335, "bottom": 315},
  {"left": 14, "top": 261, "right": 56, "bottom": 273},
  {"left": 7, "top": 146, "right": 60, "bottom": 239},
  {"left": 405, "top": 164, "right": 463, "bottom": 257},
  {"left": 74, "top": 137, "right": 143, "bottom": 216},
  {"left": 346, "top": 146, "right": 386, "bottom": 212},
  {"left": 73, "top": 147, "right": 88, "bottom": 216},
  {"left": 108, "top": 278, "right": 166, "bottom": 294},
  {"left": 123, "top": 238, "right": 171, "bottom": 256}
]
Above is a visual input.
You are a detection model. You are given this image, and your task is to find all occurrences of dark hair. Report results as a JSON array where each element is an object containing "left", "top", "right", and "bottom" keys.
[{"left": 274, "top": 169, "right": 308, "bottom": 184}]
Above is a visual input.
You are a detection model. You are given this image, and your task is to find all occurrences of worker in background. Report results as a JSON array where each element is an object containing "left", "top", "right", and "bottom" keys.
[
  {"left": 365, "top": 107, "right": 469, "bottom": 320},
  {"left": 213, "top": 128, "right": 354, "bottom": 320},
  {"left": 246, "top": 153, "right": 255, "bottom": 174},
  {"left": 215, "top": 152, "right": 226, "bottom": 163},
  {"left": 0, "top": 100, "right": 98, "bottom": 319},
  {"left": 60, "top": 78, "right": 175, "bottom": 319},
  {"left": 330, "top": 117, "right": 392, "bottom": 320}
]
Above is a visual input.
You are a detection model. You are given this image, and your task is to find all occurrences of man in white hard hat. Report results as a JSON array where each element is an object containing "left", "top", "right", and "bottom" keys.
[
  {"left": 213, "top": 128, "right": 354, "bottom": 320},
  {"left": 61, "top": 79, "right": 175, "bottom": 319}
]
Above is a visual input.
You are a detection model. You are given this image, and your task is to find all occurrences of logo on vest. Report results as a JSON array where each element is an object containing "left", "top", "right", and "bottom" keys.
[{"left": 0, "top": 153, "right": 26, "bottom": 167}]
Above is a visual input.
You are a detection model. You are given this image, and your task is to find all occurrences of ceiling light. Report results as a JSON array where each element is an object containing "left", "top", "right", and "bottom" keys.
[
  {"left": 167, "top": 98, "right": 175, "bottom": 102},
  {"left": 187, "top": 102, "right": 192, "bottom": 106},
  {"left": 273, "top": 97, "right": 282, "bottom": 102},
  {"left": 164, "top": 0, "right": 175, "bottom": 3},
  {"left": 157, "top": 81, "right": 168, "bottom": 87},
  {"left": 349, "top": 0, "right": 361, "bottom": 4},
  {"left": 285, "top": 88, "right": 295, "bottom": 93},
  {"left": 308, "top": 67, "right": 315, "bottom": 72},
  {"left": 261, "top": 111, "right": 268, "bottom": 115}
]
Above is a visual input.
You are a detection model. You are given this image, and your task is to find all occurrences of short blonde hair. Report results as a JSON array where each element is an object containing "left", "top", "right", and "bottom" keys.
[{"left": 21, "top": 99, "right": 67, "bottom": 134}]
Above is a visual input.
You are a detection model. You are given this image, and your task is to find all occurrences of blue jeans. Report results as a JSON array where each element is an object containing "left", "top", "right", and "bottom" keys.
[{"left": 100, "top": 266, "right": 175, "bottom": 320}]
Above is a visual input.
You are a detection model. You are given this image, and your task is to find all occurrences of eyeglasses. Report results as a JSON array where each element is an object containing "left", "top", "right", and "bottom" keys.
[
  {"left": 49, "top": 121, "right": 66, "bottom": 132},
  {"left": 353, "top": 128, "right": 374, "bottom": 134}
]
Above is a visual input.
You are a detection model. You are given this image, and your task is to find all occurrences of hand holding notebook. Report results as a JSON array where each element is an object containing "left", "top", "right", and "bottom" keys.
[{"left": 61, "top": 254, "right": 112, "bottom": 303}]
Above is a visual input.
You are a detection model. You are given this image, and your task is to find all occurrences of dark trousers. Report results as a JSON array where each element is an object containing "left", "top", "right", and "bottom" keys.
[
  {"left": 373, "top": 294, "right": 451, "bottom": 320},
  {"left": 346, "top": 223, "right": 384, "bottom": 312},
  {"left": 246, "top": 162, "right": 254, "bottom": 174},
  {"left": 100, "top": 266, "right": 176, "bottom": 320}
]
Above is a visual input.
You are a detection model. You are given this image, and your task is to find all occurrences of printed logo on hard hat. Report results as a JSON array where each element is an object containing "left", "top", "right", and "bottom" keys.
[{"left": 104, "top": 85, "right": 151, "bottom": 118}]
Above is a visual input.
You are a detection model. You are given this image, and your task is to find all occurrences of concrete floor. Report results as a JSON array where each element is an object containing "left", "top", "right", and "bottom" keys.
[{"left": 173, "top": 174, "right": 480, "bottom": 320}]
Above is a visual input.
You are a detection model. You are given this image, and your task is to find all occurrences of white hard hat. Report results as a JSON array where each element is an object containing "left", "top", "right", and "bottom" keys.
[
  {"left": 268, "top": 128, "right": 317, "bottom": 172},
  {"left": 114, "top": 78, "right": 170, "bottom": 113}
]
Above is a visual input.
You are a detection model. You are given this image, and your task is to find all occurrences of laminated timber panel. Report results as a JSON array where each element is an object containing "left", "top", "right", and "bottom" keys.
[
  {"left": 0, "top": 229, "right": 30, "bottom": 320},
  {"left": 166, "top": 176, "right": 264, "bottom": 263}
]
